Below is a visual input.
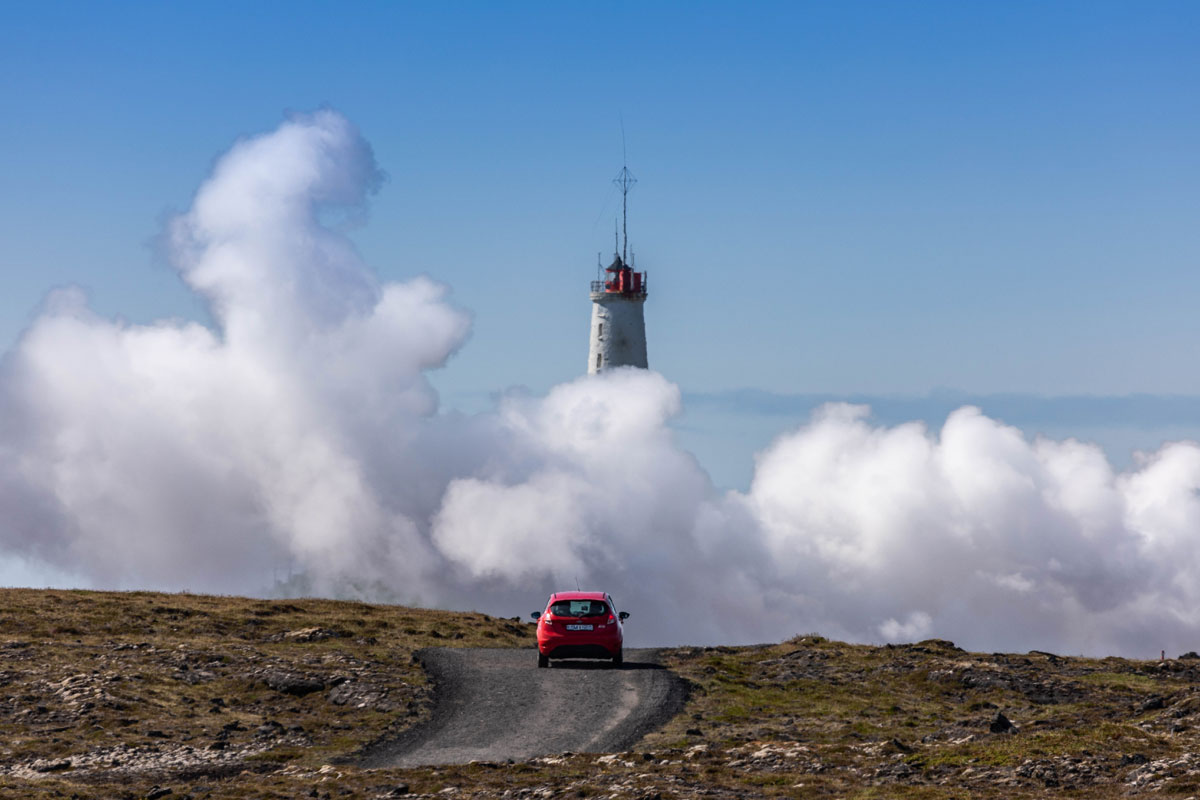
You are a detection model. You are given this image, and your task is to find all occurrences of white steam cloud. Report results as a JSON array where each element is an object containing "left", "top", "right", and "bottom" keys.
[{"left": 2, "top": 111, "right": 1199, "bottom": 657}]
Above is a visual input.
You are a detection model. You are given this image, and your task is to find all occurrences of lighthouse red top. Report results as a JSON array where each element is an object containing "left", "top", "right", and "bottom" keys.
[{"left": 603, "top": 254, "right": 646, "bottom": 296}]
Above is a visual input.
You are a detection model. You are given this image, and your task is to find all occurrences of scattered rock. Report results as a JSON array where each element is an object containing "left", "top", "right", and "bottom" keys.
[
  {"left": 990, "top": 711, "right": 1016, "bottom": 734},
  {"left": 257, "top": 720, "right": 286, "bottom": 737},
  {"left": 264, "top": 671, "right": 325, "bottom": 696},
  {"left": 1140, "top": 696, "right": 1167, "bottom": 712},
  {"left": 176, "top": 668, "right": 215, "bottom": 685},
  {"left": 1126, "top": 752, "right": 1200, "bottom": 790},
  {"left": 146, "top": 787, "right": 173, "bottom": 800},
  {"left": 327, "top": 680, "right": 389, "bottom": 709},
  {"left": 873, "top": 760, "right": 917, "bottom": 780},
  {"left": 270, "top": 627, "right": 342, "bottom": 643}
]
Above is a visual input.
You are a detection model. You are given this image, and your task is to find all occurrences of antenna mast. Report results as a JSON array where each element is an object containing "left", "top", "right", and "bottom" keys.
[
  {"left": 614, "top": 167, "right": 636, "bottom": 264},
  {"left": 613, "top": 123, "right": 636, "bottom": 264}
]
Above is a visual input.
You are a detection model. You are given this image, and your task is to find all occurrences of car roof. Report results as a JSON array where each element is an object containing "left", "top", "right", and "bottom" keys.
[{"left": 549, "top": 591, "right": 608, "bottom": 601}]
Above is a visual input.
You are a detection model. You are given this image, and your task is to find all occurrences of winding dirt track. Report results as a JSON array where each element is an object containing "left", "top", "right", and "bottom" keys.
[{"left": 359, "top": 648, "right": 687, "bottom": 768}]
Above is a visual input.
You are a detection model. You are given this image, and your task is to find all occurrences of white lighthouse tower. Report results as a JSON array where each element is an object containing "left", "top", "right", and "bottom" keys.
[{"left": 588, "top": 166, "right": 648, "bottom": 374}]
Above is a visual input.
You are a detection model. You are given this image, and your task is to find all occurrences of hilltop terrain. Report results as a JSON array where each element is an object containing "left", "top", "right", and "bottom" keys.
[{"left": 3, "top": 589, "right": 1200, "bottom": 798}]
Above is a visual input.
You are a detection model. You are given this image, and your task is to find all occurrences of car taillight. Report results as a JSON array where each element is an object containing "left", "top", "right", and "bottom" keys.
[
  {"left": 543, "top": 613, "right": 553, "bottom": 624},
  {"left": 608, "top": 614, "right": 615, "bottom": 624}
]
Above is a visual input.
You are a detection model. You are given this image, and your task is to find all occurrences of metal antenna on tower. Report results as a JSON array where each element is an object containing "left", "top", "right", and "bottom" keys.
[
  {"left": 613, "top": 121, "right": 636, "bottom": 265},
  {"left": 614, "top": 166, "right": 636, "bottom": 264}
]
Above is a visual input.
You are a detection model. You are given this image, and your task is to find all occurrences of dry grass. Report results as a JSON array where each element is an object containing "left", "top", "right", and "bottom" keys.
[
  {"left": 5, "top": 592, "right": 1200, "bottom": 798},
  {"left": 0, "top": 588, "right": 532, "bottom": 798},
  {"left": 638, "top": 636, "right": 1200, "bottom": 797}
]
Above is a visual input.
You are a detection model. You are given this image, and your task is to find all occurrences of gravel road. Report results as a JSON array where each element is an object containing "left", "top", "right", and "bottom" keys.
[{"left": 359, "top": 648, "right": 687, "bottom": 768}]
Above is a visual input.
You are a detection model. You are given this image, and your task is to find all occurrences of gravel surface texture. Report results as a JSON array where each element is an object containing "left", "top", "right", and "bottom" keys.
[{"left": 359, "top": 648, "right": 687, "bottom": 768}]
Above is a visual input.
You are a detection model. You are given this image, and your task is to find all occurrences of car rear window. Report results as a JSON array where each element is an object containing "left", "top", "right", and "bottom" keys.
[{"left": 549, "top": 599, "right": 608, "bottom": 617}]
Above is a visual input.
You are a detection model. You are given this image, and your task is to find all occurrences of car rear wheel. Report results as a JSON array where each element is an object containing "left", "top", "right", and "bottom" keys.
[
  {"left": 612, "top": 649, "right": 623, "bottom": 667},
  {"left": 538, "top": 653, "right": 549, "bottom": 668}
]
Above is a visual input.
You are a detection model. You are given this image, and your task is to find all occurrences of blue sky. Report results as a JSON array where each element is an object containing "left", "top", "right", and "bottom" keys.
[{"left": 3, "top": 1, "right": 1199, "bottom": 488}]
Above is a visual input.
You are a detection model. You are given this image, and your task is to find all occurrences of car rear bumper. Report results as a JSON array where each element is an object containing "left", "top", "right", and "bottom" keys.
[
  {"left": 538, "top": 629, "right": 621, "bottom": 659},
  {"left": 543, "top": 643, "right": 619, "bottom": 660}
]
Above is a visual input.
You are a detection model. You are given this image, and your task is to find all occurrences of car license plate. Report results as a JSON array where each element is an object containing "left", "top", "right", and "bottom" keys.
[{"left": 566, "top": 624, "right": 593, "bottom": 631}]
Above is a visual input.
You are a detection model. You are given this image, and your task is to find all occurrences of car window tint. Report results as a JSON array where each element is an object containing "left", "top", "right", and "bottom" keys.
[{"left": 549, "top": 600, "right": 609, "bottom": 617}]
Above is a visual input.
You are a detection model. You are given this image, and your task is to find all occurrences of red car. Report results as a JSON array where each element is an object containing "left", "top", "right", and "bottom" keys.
[{"left": 531, "top": 591, "right": 628, "bottom": 668}]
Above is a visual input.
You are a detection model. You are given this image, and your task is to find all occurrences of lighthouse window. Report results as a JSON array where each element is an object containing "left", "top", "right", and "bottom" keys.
[
  {"left": 598, "top": 323, "right": 603, "bottom": 337},
  {"left": 596, "top": 353, "right": 602, "bottom": 369}
]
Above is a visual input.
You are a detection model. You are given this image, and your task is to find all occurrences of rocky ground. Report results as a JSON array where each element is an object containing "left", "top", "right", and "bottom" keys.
[
  {"left": 0, "top": 589, "right": 531, "bottom": 798},
  {"left": 639, "top": 637, "right": 1200, "bottom": 798},
  {"left": 5, "top": 591, "right": 1200, "bottom": 798}
]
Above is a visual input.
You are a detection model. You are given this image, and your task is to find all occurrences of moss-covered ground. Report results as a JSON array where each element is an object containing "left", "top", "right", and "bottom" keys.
[{"left": 4, "top": 591, "right": 1200, "bottom": 798}]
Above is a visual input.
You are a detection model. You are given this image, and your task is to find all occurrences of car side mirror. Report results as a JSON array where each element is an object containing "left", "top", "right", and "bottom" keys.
[
  {"left": 530, "top": 612, "right": 541, "bottom": 621},
  {"left": 618, "top": 611, "right": 630, "bottom": 621}
]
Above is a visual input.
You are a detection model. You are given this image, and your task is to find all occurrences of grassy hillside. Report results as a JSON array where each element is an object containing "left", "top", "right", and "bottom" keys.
[
  {"left": 643, "top": 637, "right": 1200, "bottom": 797},
  {"left": 3, "top": 590, "right": 1200, "bottom": 798},
  {"left": 0, "top": 589, "right": 532, "bottom": 798}
]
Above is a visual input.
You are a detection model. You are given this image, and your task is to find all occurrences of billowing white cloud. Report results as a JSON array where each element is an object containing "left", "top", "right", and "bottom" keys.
[
  {"left": 0, "top": 112, "right": 467, "bottom": 597},
  {"left": 879, "top": 611, "right": 933, "bottom": 643},
  {"left": 2, "top": 110, "right": 1199, "bottom": 658}
]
